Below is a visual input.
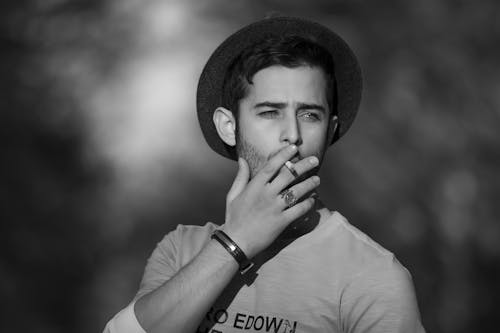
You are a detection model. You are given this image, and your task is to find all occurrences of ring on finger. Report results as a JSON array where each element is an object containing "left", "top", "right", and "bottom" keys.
[
  {"left": 280, "top": 189, "right": 297, "bottom": 208},
  {"left": 284, "top": 160, "right": 299, "bottom": 178}
]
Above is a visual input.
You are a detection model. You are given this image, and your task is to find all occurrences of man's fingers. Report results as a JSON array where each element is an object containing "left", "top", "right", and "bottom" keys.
[
  {"left": 270, "top": 156, "right": 319, "bottom": 192},
  {"left": 227, "top": 157, "right": 250, "bottom": 203},
  {"left": 282, "top": 197, "right": 316, "bottom": 223},
  {"left": 287, "top": 175, "right": 320, "bottom": 201},
  {"left": 254, "top": 145, "right": 298, "bottom": 184}
]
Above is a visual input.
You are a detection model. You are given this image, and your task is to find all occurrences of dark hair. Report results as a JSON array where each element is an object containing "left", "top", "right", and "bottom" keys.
[{"left": 221, "top": 35, "right": 337, "bottom": 122}]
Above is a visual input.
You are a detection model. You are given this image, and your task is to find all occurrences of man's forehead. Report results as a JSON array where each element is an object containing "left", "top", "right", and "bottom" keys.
[{"left": 244, "top": 65, "right": 329, "bottom": 105}]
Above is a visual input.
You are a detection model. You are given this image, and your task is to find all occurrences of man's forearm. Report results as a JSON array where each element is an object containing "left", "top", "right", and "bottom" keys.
[{"left": 134, "top": 238, "right": 238, "bottom": 333}]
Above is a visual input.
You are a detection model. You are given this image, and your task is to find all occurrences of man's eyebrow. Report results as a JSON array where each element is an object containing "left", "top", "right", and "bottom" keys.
[
  {"left": 296, "top": 102, "right": 326, "bottom": 113},
  {"left": 254, "top": 101, "right": 326, "bottom": 113},
  {"left": 254, "top": 101, "right": 287, "bottom": 109}
]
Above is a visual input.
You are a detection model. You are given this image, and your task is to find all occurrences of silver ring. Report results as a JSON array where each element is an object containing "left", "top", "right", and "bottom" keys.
[
  {"left": 280, "top": 189, "right": 297, "bottom": 208},
  {"left": 284, "top": 160, "right": 299, "bottom": 178}
]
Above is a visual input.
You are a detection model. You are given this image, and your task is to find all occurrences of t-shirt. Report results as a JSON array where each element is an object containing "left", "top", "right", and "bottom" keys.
[{"left": 104, "top": 211, "right": 425, "bottom": 333}]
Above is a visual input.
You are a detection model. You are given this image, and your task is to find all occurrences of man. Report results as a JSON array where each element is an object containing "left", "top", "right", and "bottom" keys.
[{"left": 104, "top": 16, "right": 425, "bottom": 332}]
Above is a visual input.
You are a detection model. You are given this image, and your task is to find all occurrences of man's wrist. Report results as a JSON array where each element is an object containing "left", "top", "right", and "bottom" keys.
[{"left": 211, "top": 230, "right": 254, "bottom": 274}]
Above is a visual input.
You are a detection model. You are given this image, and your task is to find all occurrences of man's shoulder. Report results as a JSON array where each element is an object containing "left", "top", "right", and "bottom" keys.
[
  {"left": 154, "top": 222, "right": 220, "bottom": 263},
  {"left": 170, "top": 221, "right": 219, "bottom": 239},
  {"left": 330, "top": 211, "right": 394, "bottom": 257},
  {"left": 322, "top": 211, "right": 409, "bottom": 276},
  {"left": 326, "top": 213, "right": 424, "bottom": 332},
  {"left": 159, "top": 221, "right": 219, "bottom": 246}
]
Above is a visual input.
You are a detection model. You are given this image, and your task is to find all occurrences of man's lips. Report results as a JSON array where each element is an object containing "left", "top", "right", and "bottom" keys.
[
  {"left": 267, "top": 147, "right": 301, "bottom": 163},
  {"left": 289, "top": 152, "right": 301, "bottom": 164}
]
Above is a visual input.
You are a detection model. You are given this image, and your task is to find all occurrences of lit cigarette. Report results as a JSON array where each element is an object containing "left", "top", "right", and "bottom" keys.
[{"left": 284, "top": 160, "right": 299, "bottom": 178}]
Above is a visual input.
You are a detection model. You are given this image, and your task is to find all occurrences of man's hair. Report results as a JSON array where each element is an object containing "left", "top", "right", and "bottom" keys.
[{"left": 221, "top": 35, "right": 337, "bottom": 123}]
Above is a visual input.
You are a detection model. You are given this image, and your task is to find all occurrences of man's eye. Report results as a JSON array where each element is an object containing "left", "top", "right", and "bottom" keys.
[
  {"left": 301, "top": 112, "right": 321, "bottom": 121},
  {"left": 259, "top": 110, "right": 278, "bottom": 118}
]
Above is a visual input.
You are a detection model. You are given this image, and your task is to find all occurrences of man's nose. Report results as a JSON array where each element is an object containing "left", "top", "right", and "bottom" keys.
[{"left": 280, "top": 114, "right": 302, "bottom": 146}]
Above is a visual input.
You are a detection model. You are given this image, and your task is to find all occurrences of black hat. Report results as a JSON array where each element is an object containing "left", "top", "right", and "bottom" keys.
[{"left": 196, "top": 16, "right": 362, "bottom": 160}]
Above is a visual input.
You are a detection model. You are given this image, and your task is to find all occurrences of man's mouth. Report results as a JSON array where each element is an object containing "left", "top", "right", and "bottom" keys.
[{"left": 287, "top": 150, "right": 301, "bottom": 163}]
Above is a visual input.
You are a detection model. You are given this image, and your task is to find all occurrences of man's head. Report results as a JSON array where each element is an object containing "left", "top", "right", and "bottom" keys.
[
  {"left": 196, "top": 17, "right": 362, "bottom": 162},
  {"left": 213, "top": 36, "right": 338, "bottom": 178}
]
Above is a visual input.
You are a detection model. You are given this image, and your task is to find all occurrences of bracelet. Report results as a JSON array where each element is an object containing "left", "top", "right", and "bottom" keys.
[{"left": 211, "top": 230, "right": 254, "bottom": 274}]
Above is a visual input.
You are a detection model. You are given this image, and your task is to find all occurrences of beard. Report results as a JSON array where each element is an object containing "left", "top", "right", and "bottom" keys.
[
  {"left": 235, "top": 134, "right": 324, "bottom": 190},
  {"left": 235, "top": 136, "right": 269, "bottom": 179}
]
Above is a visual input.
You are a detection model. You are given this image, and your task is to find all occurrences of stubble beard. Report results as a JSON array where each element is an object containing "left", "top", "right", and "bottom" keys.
[
  {"left": 235, "top": 135, "right": 269, "bottom": 179},
  {"left": 235, "top": 133, "right": 325, "bottom": 190}
]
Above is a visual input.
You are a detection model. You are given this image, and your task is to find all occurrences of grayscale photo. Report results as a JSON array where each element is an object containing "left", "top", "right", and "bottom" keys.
[{"left": 2, "top": 1, "right": 499, "bottom": 333}]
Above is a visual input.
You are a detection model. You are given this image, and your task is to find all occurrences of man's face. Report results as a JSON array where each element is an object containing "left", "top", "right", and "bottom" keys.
[{"left": 236, "top": 65, "right": 331, "bottom": 180}]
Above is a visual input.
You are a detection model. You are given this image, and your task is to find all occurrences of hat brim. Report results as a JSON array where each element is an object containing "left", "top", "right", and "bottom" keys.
[{"left": 197, "top": 16, "right": 362, "bottom": 160}]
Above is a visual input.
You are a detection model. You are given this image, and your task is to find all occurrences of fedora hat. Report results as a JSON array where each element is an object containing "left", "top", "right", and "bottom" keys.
[{"left": 196, "top": 16, "right": 362, "bottom": 160}]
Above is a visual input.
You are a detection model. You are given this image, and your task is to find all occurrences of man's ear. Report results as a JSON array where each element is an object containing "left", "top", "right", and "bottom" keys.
[
  {"left": 330, "top": 115, "right": 339, "bottom": 134},
  {"left": 326, "top": 115, "right": 339, "bottom": 144},
  {"left": 213, "top": 107, "right": 237, "bottom": 147}
]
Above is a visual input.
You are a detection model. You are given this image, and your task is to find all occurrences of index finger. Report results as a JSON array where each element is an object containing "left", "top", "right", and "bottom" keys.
[{"left": 254, "top": 144, "right": 298, "bottom": 184}]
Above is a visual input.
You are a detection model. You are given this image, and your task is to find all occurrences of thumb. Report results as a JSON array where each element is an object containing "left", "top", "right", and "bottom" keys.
[{"left": 227, "top": 157, "right": 250, "bottom": 203}]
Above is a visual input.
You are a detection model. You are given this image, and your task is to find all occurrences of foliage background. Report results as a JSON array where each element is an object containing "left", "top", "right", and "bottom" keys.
[{"left": 2, "top": 1, "right": 499, "bottom": 332}]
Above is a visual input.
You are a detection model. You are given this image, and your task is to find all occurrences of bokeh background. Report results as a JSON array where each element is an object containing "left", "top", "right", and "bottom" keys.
[{"left": 2, "top": 0, "right": 500, "bottom": 332}]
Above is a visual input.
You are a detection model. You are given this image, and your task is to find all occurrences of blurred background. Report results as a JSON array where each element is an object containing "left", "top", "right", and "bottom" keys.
[{"left": 2, "top": 0, "right": 499, "bottom": 332}]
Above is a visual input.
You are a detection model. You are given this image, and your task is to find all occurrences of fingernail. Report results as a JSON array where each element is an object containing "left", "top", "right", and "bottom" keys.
[
  {"left": 309, "top": 157, "right": 319, "bottom": 165},
  {"left": 289, "top": 145, "right": 297, "bottom": 151},
  {"left": 313, "top": 176, "right": 320, "bottom": 184}
]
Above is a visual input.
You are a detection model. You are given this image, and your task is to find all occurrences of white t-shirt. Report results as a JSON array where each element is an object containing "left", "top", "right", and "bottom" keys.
[{"left": 104, "top": 211, "right": 425, "bottom": 333}]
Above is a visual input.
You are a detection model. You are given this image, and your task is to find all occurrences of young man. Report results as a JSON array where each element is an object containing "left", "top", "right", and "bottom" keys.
[{"left": 104, "top": 16, "right": 425, "bottom": 333}]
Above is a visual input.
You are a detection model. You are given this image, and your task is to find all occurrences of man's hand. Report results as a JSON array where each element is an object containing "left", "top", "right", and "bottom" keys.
[{"left": 223, "top": 145, "right": 320, "bottom": 258}]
